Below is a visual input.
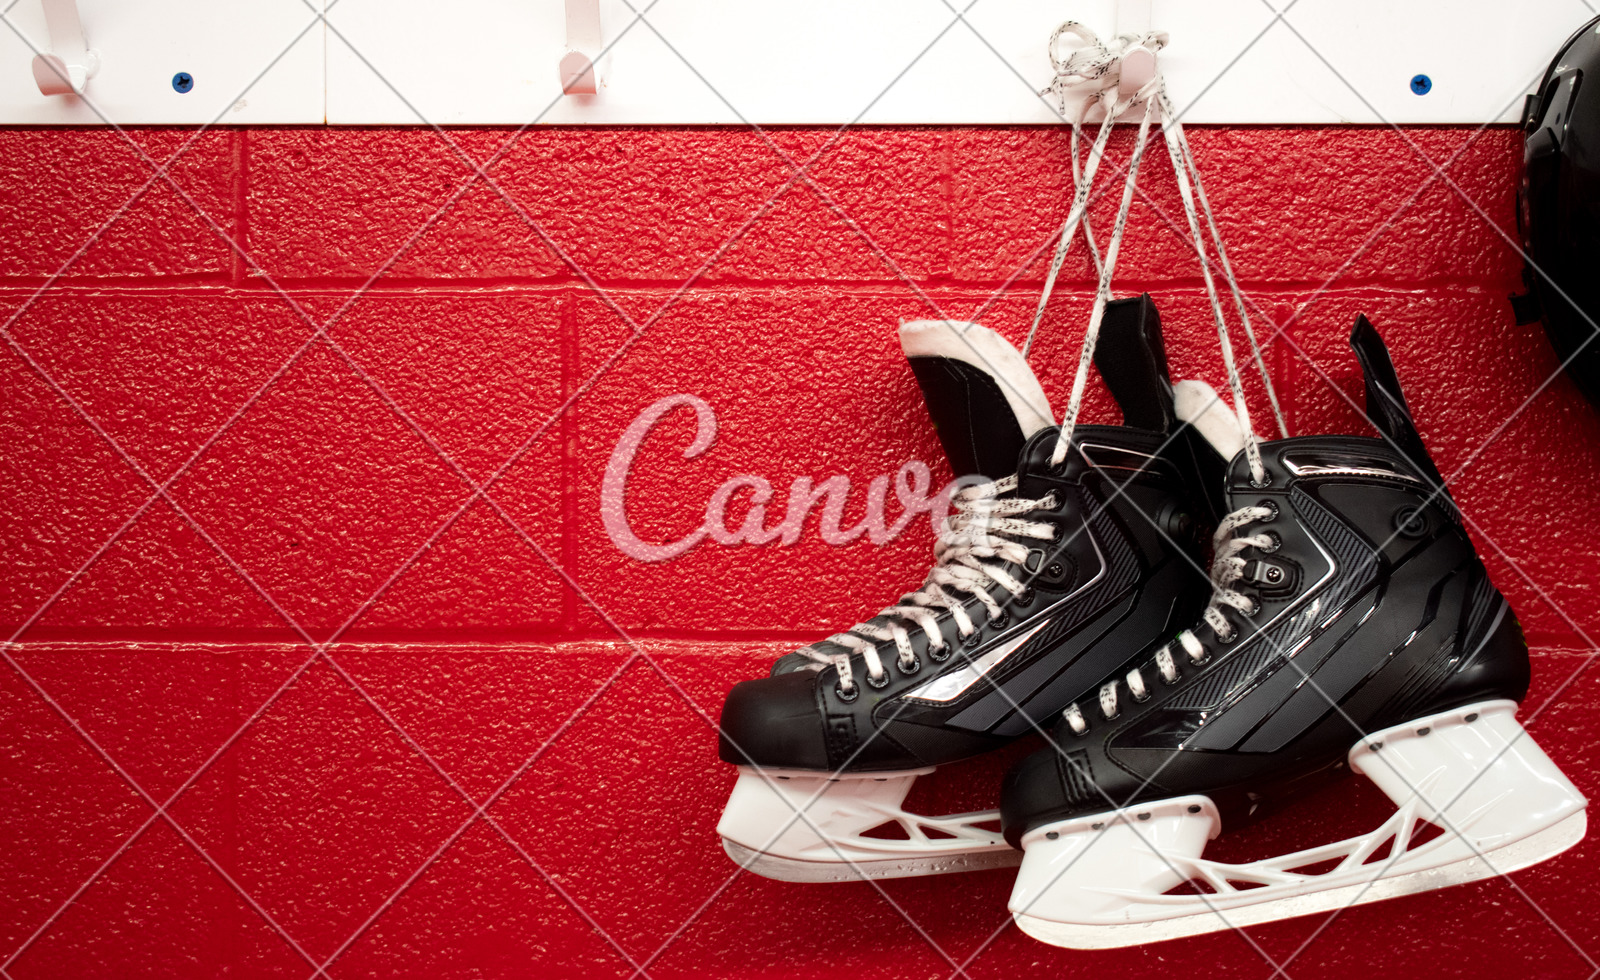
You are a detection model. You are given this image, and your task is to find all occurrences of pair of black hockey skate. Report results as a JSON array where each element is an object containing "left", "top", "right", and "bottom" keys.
[{"left": 714, "top": 298, "right": 1586, "bottom": 947}]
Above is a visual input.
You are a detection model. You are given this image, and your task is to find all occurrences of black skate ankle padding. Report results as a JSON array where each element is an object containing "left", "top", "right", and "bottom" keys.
[
  {"left": 907, "top": 356, "right": 1027, "bottom": 480},
  {"left": 1349, "top": 316, "right": 1452, "bottom": 501},
  {"left": 1095, "top": 294, "right": 1177, "bottom": 434}
]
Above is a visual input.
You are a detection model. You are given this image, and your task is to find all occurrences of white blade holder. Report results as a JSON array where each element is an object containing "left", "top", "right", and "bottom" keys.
[
  {"left": 1117, "top": 0, "right": 1157, "bottom": 99},
  {"left": 30, "top": 0, "right": 99, "bottom": 96},
  {"left": 559, "top": 0, "right": 605, "bottom": 94}
]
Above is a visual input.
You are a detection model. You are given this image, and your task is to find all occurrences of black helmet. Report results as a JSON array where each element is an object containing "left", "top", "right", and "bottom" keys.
[{"left": 1517, "top": 16, "right": 1600, "bottom": 409}]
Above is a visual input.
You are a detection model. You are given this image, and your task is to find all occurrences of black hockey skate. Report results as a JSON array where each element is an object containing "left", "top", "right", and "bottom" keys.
[
  {"left": 1001, "top": 318, "right": 1587, "bottom": 946},
  {"left": 715, "top": 296, "right": 1230, "bottom": 881}
]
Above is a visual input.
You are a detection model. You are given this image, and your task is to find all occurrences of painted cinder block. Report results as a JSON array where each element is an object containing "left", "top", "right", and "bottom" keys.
[
  {"left": 568, "top": 284, "right": 1302, "bottom": 634},
  {"left": 310, "top": 294, "right": 569, "bottom": 637},
  {"left": 570, "top": 288, "right": 953, "bottom": 634},
  {"left": 247, "top": 128, "right": 951, "bottom": 286},
  {"left": 247, "top": 128, "right": 567, "bottom": 282},
  {"left": 2, "top": 124, "right": 1597, "bottom": 980},
  {"left": 161, "top": 340, "right": 508, "bottom": 637},
  {"left": 702, "top": 127, "right": 951, "bottom": 283},
  {"left": 1287, "top": 290, "right": 1600, "bottom": 645},
  {"left": 2, "top": 334, "right": 165, "bottom": 635},
  {"left": 0, "top": 129, "right": 236, "bottom": 280},
  {"left": 950, "top": 127, "right": 1523, "bottom": 288}
]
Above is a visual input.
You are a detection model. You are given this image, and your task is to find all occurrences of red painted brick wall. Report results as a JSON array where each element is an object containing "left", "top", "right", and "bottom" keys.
[{"left": 2, "top": 125, "right": 1597, "bottom": 978}]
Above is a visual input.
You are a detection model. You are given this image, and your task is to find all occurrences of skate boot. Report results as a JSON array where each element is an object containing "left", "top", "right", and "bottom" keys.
[
  {"left": 715, "top": 295, "right": 1230, "bottom": 882},
  {"left": 1002, "top": 317, "right": 1587, "bottom": 947}
]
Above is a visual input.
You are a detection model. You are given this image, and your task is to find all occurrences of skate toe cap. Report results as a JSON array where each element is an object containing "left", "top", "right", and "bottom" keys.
[{"left": 718, "top": 671, "right": 829, "bottom": 769}]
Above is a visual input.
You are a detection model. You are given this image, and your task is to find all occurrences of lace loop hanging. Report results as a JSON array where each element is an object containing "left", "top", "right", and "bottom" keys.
[{"left": 1028, "top": 22, "right": 1290, "bottom": 486}]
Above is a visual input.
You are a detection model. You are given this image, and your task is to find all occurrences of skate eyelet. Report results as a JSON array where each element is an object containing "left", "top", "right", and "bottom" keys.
[
  {"left": 899, "top": 656, "right": 922, "bottom": 676},
  {"left": 835, "top": 683, "right": 859, "bottom": 702},
  {"left": 1216, "top": 628, "right": 1238, "bottom": 645},
  {"left": 1257, "top": 500, "right": 1279, "bottom": 522},
  {"left": 1258, "top": 531, "right": 1282, "bottom": 554},
  {"left": 1393, "top": 506, "right": 1429, "bottom": 538},
  {"left": 1015, "top": 588, "right": 1036, "bottom": 609},
  {"left": 1242, "top": 597, "right": 1261, "bottom": 617},
  {"left": 866, "top": 670, "right": 891, "bottom": 690},
  {"left": 928, "top": 643, "right": 951, "bottom": 663},
  {"left": 989, "top": 612, "right": 1010, "bottom": 631},
  {"left": 1250, "top": 474, "right": 1274, "bottom": 489}
]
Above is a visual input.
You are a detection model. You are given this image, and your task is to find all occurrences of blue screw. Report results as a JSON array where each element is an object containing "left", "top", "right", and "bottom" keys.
[
  {"left": 1410, "top": 74, "right": 1431, "bottom": 95},
  {"left": 172, "top": 72, "right": 194, "bottom": 94}
]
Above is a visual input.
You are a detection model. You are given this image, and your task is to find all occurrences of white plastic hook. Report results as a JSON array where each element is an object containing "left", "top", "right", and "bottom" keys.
[
  {"left": 559, "top": 0, "right": 605, "bottom": 94},
  {"left": 30, "top": 0, "right": 99, "bottom": 96},
  {"left": 1116, "top": 0, "right": 1157, "bottom": 100}
]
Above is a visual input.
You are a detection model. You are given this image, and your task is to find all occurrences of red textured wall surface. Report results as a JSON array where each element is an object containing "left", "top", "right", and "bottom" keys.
[{"left": 3, "top": 124, "right": 1598, "bottom": 979}]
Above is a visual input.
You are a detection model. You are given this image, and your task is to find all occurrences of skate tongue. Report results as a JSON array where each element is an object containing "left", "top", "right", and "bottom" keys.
[
  {"left": 1094, "top": 294, "right": 1179, "bottom": 433},
  {"left": 901, "top": 320, "right": 1053, "bottom": 481},
  {"left": 1174, "top": 379, "right": 1247, "bottom": 461}
]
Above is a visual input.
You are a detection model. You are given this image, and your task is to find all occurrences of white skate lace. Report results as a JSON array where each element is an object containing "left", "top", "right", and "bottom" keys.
[
  {"left": 1023, "top": 22, "right": 1288, "bottom": 487},
  {"left": 799, "top": 476, "right": 1058, "bottom": 696},
  {"left": 1020, "top": 21, "right": 1292, "bottom": 737},
  {"left": 1064, "top": 502, "right": 1275, "bottom": 734}
]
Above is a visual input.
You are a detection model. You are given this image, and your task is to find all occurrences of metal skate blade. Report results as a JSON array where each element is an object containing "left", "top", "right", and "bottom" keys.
[
  {"left": 723, "top": 838, "right": 1023, "bottom": 883},
  {"left": 1014, "top": 809, "right": 1586, "bottom": 949}
]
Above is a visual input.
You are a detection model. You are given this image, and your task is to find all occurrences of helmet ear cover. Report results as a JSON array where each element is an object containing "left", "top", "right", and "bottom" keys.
[{"left": 1518, "top": 17, "right": 1600, "bottom": 410}]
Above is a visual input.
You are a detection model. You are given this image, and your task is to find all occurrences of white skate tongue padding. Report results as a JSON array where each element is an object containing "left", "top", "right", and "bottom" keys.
[
  {"left": 898, "top": 320, "right": 1054, "bottom": 438},
  {"left": 1173, "top": 379, "right": 1247, "bottom": 461}
]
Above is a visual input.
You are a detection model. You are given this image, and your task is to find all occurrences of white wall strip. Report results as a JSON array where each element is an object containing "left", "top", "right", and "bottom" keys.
[{"left": 1, "top": 0, "right": 1592, "bottom": 125}]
